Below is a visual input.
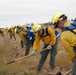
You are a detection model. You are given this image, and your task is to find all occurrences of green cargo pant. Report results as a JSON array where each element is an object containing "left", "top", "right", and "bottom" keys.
[
  {"left": 25, "top": 38, "right": 34, "bottom": 56},
  {"left": 20, "top": 36, "right": 35, "bottom": 56},
  {"left": 72, "top": 58, "right": 76, "bottom": 75},
  {"left": 10, "top": 33, "right": 16, "bottom": 41},
  {"left": 37, "top": 42, "right": 58, "bottom": 70}
]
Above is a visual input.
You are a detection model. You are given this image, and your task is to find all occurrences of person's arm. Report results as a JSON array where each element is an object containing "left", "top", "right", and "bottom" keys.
[{"left": 33, "top": 34, "right": 41, "bottom": 51}]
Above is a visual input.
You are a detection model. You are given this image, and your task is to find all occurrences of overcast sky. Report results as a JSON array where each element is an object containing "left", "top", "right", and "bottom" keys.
[{"left": 0, "top": 0, "right": 76, "bottom": 28}]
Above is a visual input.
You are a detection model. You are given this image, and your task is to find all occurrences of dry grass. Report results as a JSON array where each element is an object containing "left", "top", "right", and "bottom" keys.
[{"left": 0, "top": 30, "right": 73, "bottom": 75}]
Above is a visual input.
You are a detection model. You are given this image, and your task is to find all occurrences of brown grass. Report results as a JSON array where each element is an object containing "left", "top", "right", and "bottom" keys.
[{"left": 0, "top": 30, "right": 73, "bottom": 75}]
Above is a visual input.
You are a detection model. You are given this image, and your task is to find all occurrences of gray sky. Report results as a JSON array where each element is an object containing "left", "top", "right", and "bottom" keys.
[{"left": 0, "top": 0, "right": 76, "bottom": 28}]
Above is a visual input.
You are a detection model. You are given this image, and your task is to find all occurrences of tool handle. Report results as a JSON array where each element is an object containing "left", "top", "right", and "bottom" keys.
[
  {"left": 15, "top": 48, "right": 24, "bottom": 57},
  {"left": 6, "top": 48, "right": 47, "bottom": 65},
  {"left": 15, "top": 53, "right": 19, "bottom": 57},
  {"left": 6, "top": 60, "right": 15, "bottom": 65}
]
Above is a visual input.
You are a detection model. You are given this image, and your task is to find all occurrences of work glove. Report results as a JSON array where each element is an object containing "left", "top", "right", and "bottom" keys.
[
  {"left": 31, "top": 50, "right": 36, "bottom": 56},
  {"left": 23, "top": 45, "right": 26, "bottom": 48},
  {"left": 46, "top": 45, "right": 52, "bottom": 50},
  {"left": 23, "top": 44, "right": 26, "bottom": 48}
]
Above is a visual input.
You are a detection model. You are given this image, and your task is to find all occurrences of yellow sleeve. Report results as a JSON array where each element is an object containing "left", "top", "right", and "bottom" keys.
[{"left": 33, "top": 34, "right": 41, "bottom": 51}]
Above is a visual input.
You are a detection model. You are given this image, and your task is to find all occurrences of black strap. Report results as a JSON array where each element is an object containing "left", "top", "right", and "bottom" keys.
[{"left": 40, "top": 26, "right": 50, "bottom": 38}]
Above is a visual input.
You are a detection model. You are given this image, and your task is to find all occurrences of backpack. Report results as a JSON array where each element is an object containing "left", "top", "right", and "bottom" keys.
[
  {"left": 26, "top": 28, "right": 35, "bottom": 40},
  {"left": 62, "top": 20, "right": 76, "bottom": 34},
  {"left": 40, "top": 26, "right": 60, "bottom": 41}
]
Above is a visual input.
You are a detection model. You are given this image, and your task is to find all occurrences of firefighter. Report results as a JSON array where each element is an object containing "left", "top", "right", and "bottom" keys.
[
  {"left": 16, "top": 23, "right": 35, "bottom": 56},
  {"left": 51, "top": 13, "right": 76, "bottom": 75},
  {"left": 7, "top": 25, "right": 16, "bottom": 41},
  {"left": 31, "top": 24, "right": 58, "bottom": 73}
]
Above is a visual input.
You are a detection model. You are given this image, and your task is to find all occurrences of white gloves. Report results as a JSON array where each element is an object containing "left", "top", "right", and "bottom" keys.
[
  {"left": 47, "top": 45, "right": 52, "bottom": 50},
  {"left": 31, "top": 50, "right": 36, "bottom": 56},
  {"left": 23, "top": 44, "right": 26, "bottom": 48}
]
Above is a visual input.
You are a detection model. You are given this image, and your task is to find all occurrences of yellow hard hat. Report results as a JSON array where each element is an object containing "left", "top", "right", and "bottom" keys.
[
  {"left": 52, "top": 13, "right": 64, "bottom": 24},
  {"left": 17, "top": 25, "right": 24, "bottom": 28},
  {"left": 11, "top": 25, "right": 15, "bottom": 28},
  {"left": 51, "top": 13, "right": 67, "bottom": 28},
  {"left": 32, "top": 24, "right": 42, "bottom": 33}
]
